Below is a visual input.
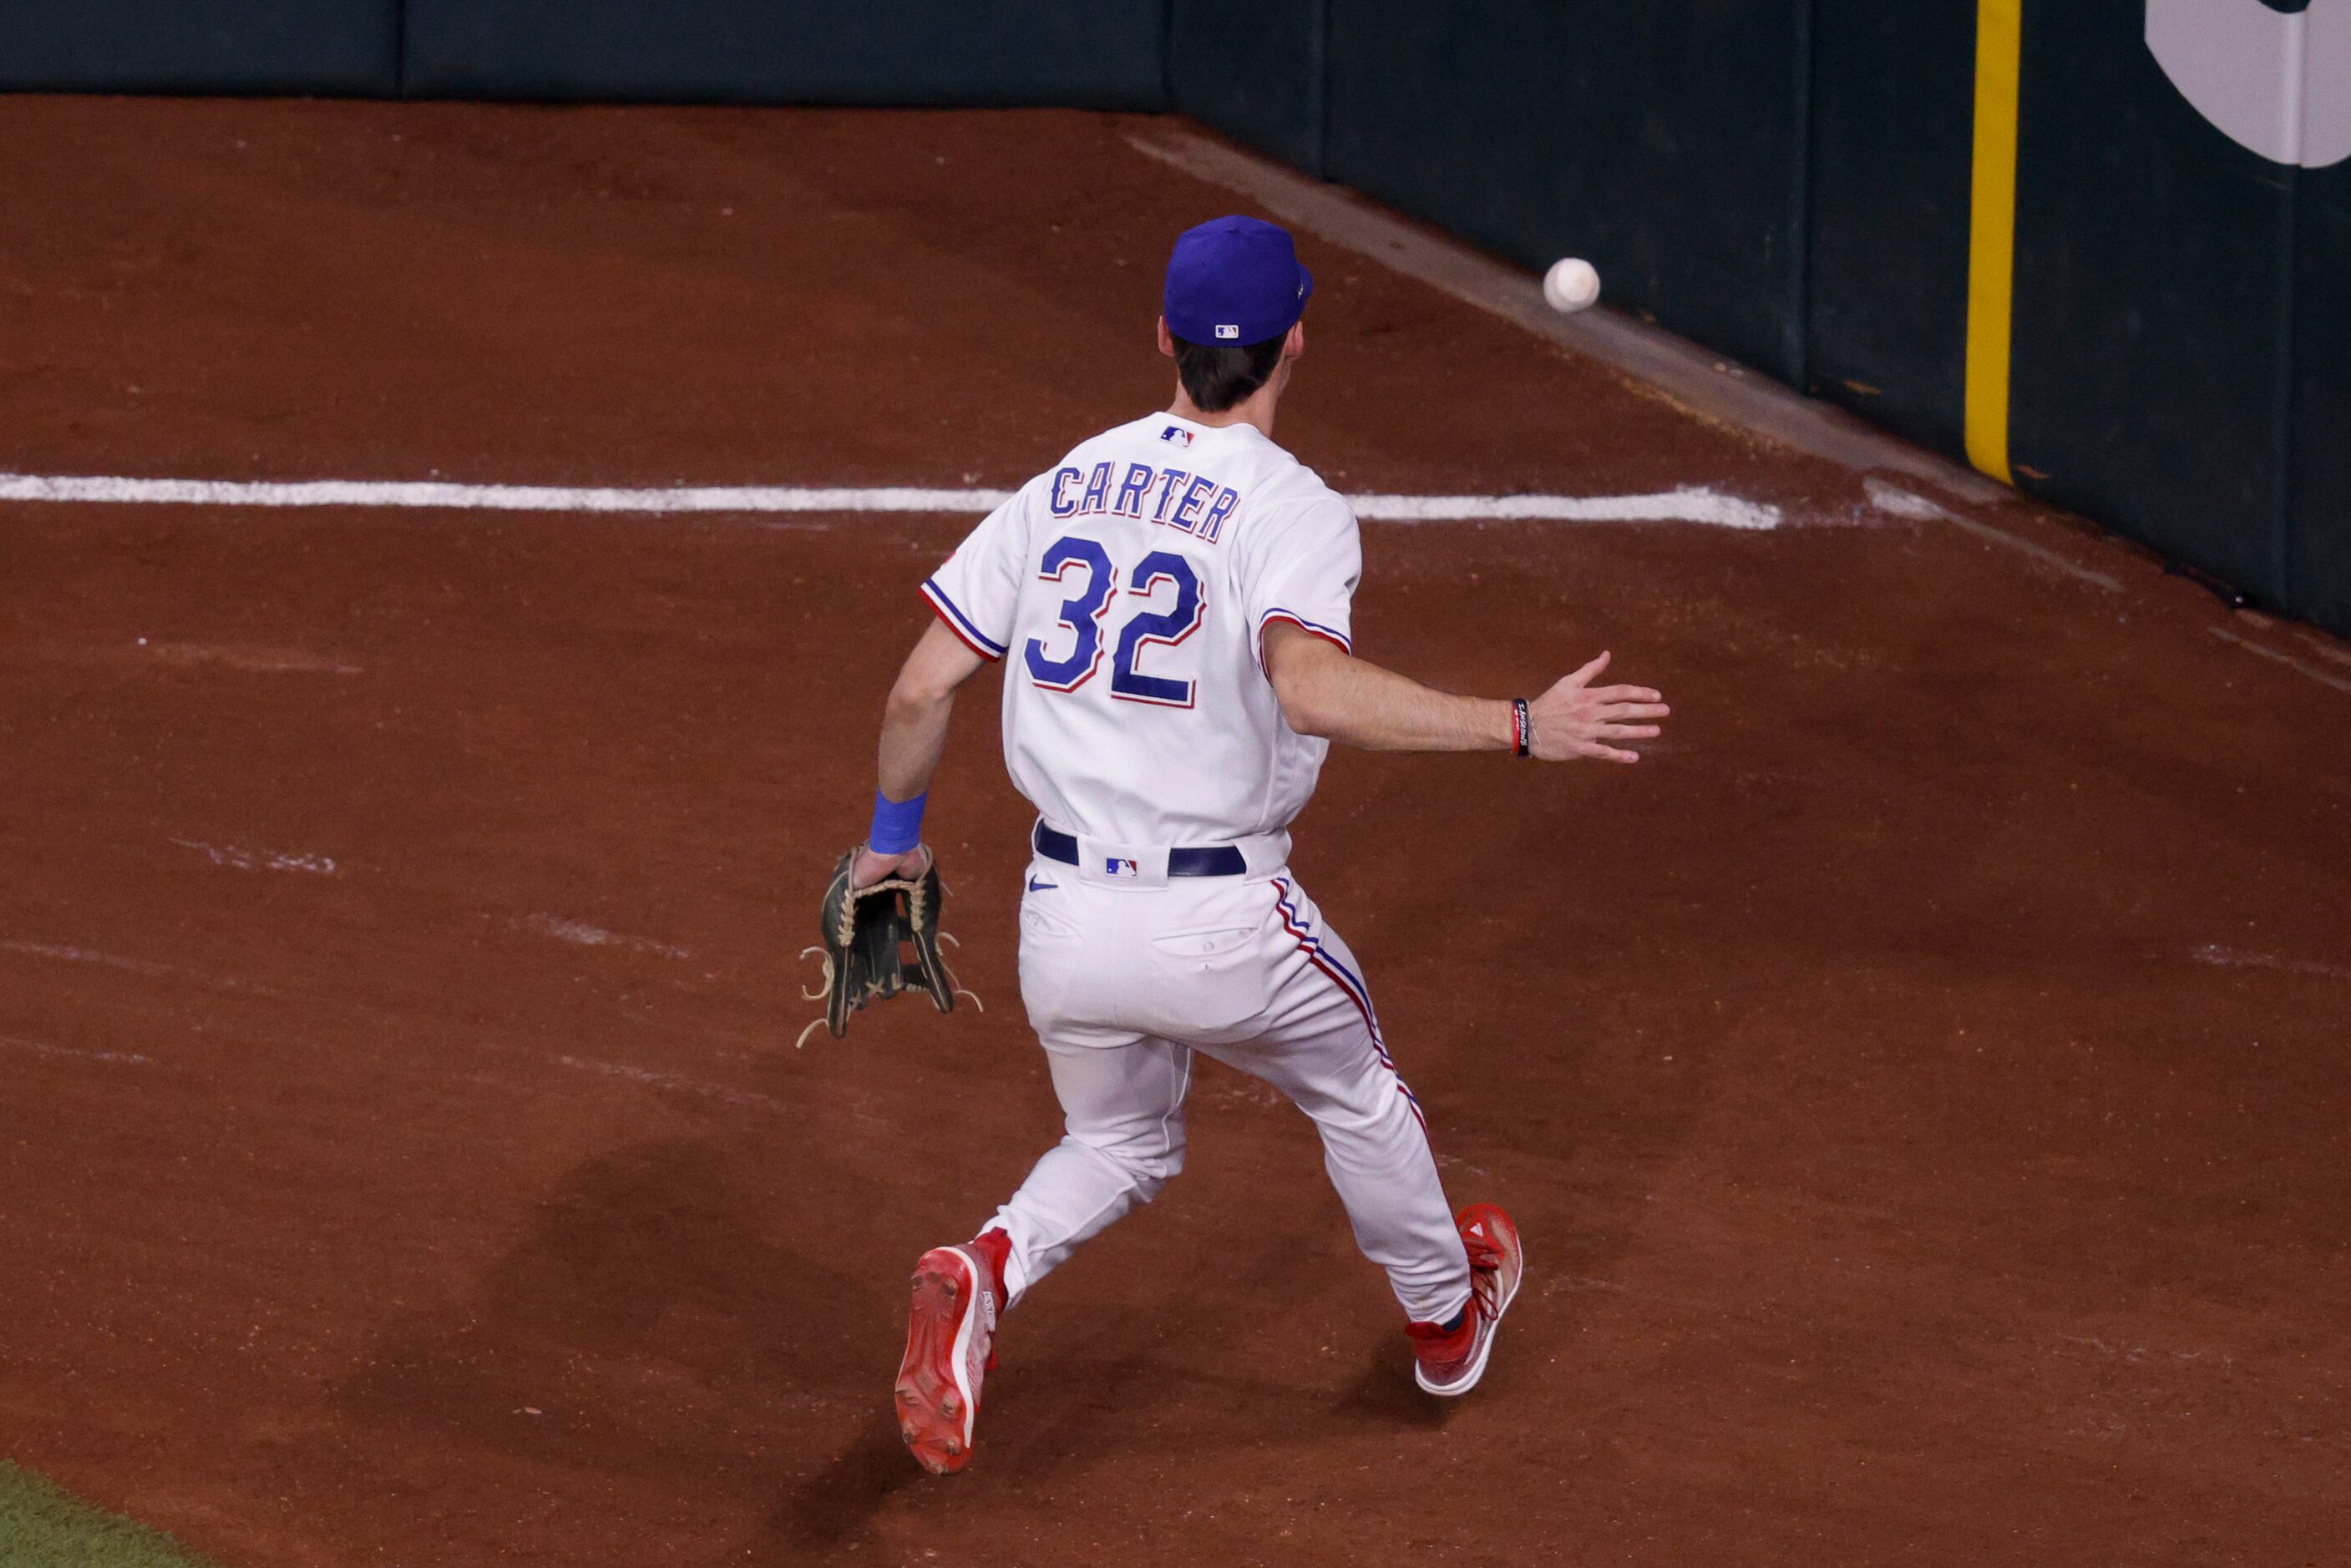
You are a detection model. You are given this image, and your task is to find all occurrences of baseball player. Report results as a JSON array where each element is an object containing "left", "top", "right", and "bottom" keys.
[{"left": 848, "top": 215, "right": 1669, "bottom": 1474}]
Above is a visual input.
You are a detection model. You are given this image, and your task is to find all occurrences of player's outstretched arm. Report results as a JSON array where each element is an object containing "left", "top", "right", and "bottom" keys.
[
  {"left": 852, "top": 620, "right": 988, "bottom": 886},
  {"left": 1263, "top": 621, "right": 1667, "bottom": 762}
]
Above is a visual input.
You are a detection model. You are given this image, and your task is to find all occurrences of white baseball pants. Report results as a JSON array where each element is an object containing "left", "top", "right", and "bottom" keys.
[{"left": 984, "top": 848, "right": 1472, "bottom": 1325}]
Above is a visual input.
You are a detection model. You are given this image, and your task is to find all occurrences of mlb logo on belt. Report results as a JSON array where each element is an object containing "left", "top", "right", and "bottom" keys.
[
  {"left": 1105, "top": 857, "right": 1140, "bottom": 878},
  {"left": 1160, "top": 425, "right": 1193, "bottom": 448}
]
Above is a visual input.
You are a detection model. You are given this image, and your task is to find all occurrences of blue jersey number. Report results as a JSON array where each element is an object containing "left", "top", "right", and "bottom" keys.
[
  {"left": 1025, "top": 538, "right": 1206, "bottom": 705},
  {"left": 1110, "top": 550, "right": 1206, "bottom": 707},
  {"left": 1024, "top": 536, "right": 1118, "bottom": 690}
]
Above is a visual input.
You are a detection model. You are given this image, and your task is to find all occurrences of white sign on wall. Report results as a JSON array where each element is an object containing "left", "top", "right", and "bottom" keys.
[{"left": 2146, "top": 0, "right": 2351, "bottom": 168}]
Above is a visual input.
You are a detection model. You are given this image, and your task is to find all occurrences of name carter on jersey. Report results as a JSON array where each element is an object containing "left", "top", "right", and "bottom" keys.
[{"left": 1049, "top": 452, "right": 1244, "bottom": 544}]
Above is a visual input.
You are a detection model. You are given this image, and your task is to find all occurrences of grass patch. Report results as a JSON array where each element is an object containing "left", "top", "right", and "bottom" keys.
[{"left": 0, "top": 1462, "right": 222, "bottom": 1568}]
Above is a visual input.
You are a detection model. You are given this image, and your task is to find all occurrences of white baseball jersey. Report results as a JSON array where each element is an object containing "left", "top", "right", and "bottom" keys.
[
  {"left": 922, "top": 412, "right": 1360, "bottom": 848},
  {"left": 921, "top": 410, "right": 1472, "bottom": 1331}
]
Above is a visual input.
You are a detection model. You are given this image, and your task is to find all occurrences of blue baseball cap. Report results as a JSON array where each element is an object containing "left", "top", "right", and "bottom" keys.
[{"left": 1163, "top": 215, "right": 1315, "bottom": 347}]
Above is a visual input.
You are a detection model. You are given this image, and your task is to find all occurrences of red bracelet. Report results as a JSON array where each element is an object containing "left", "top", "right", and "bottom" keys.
[{"left": 1511, "top": 698, "right": 1533, "bottom": 757}]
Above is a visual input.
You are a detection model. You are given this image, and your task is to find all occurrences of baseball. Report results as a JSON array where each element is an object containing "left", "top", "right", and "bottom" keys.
[{"left": 1543, "top": 256, "right": 1601, "bottom": 313}]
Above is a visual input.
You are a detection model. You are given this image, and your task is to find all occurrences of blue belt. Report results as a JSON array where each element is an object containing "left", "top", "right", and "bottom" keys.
[{"left": 1032, "top": 824, "right": 1248, "bottom": 878}]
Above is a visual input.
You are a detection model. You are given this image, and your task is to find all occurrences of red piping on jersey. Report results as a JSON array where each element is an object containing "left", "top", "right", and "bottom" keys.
[
  {"left": 1269, "top": 878, "right": 1430, "bottom": 1138},
  {"left": 921, "top": 579, "right": 1006, "bottom": 661},
  {"left": 1256, "top": 609, "right": 1352, "bottom": 675}
]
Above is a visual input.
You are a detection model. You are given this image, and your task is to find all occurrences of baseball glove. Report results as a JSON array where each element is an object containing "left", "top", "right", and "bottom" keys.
[{"left": 794, "top": 848, "right": 973, "bottom": 1048}]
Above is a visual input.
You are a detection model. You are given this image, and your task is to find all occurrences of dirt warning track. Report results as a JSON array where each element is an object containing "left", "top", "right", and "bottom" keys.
[{"left": 2, "top": 97, "right": 2347, "bottom": 1567}]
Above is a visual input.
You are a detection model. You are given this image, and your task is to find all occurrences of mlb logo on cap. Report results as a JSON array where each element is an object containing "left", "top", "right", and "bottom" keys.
[{"left": 1214, "top": 325, "right": 1240, "bottom": 340}]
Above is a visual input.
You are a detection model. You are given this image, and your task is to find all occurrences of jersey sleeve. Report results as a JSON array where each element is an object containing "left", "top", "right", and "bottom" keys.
[
  {"left": 920, "top": 485, "right": 1034, "bottom": 661},
  {"left": 1241, "top": 494, "right": 1363, "bottom": 670}
]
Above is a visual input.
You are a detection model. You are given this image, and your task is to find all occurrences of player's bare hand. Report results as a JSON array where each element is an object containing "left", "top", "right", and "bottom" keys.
[
  {"left": 854, "top": 843, "right": 931, "bottom": 889},
  {"left": 1528, "top": 651, "right": 1668, "bottom": 764}
]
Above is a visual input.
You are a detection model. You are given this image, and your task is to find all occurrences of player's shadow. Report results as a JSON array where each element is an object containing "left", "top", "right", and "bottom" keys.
[
  {"left": 330, "top": 1134, "right": 879, "bottom": 1468},
  {"left": 766, "top": 1414, "right": 926, "bottom": 1553},
  {"left": 1334, "top": 1348, "right": 1451, "bottom": 1430}
]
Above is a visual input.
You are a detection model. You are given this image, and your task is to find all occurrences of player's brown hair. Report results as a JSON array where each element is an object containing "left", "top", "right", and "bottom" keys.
[{"left": 1170, "top": 331, "right": 1287, "bottom": 413}]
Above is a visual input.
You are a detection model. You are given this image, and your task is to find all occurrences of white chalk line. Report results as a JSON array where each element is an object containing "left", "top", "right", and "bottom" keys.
[
  {"left": 0, "top": 471, "right": 1782, "bottom": 531},
  {"left": 0, "top": 473, "right": 1015, "bottom": 515},
  {"left": 1863, "top": 476, "right": 1957, "bottom": 524},
  {"left": 1356, "top": 488, "right": 1778, "bottom": 529},
  {"left": 0, "top": 938, "right": 282, "bottom": 996},
  {"left": 172, "top": 838, "right": 339, "bottom": 876},
  {"left": 2194, "top": 943, "right": 2351, "bottom": 983},
  {"left": 143, "top": 642, "right": 364, "bottom": 675},
  {"left": 2210, "top": 626, "right": 2351, "bottom": 695},
  {"left": 0, "top": 1032, "right": 155, "bottom": 1067},
  {"left": 13, "top": 640, "right": 364, "bottom": 675},
  {"left": 1865, "top": 476, "right": 2125, "bottom": 592},
  {"left": 2293, "top": 627, "right": 2351, "bottom": 670},
  {"left": 554, "top": 1054, "right": 787, "bottom": 1115},
  {"left": 511, "top": 913, "right": 690, "bottom": 961}
]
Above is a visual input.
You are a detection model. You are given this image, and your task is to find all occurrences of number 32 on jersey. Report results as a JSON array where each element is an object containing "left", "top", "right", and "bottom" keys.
[{"left": 1024, "top": 536, "right": 1204, "bottom": 709}]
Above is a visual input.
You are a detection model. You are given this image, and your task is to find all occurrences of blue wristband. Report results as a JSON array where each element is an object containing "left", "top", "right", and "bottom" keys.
[{"left": 868, "top": 790, "right": 928, "bottom": 856}]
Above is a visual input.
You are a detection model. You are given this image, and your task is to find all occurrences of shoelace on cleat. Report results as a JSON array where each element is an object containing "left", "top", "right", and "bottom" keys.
[{"left": 1464, "top": 1234, "right": 1503, "bottom": 1322}]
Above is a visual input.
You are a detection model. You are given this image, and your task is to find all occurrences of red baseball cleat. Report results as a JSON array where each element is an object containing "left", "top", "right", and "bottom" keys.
[
  {"left": 894, "top": 1240, "right": 1003, "bottom": 1474},
  {"left": 1407, "top": 1202, "right": 1525, "bottom": 1396}
]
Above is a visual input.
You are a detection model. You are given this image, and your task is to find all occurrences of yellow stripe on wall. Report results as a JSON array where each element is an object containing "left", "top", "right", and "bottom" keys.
[{"left": 1966, "top": 0, "right": 2023, "bottom": 485}]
